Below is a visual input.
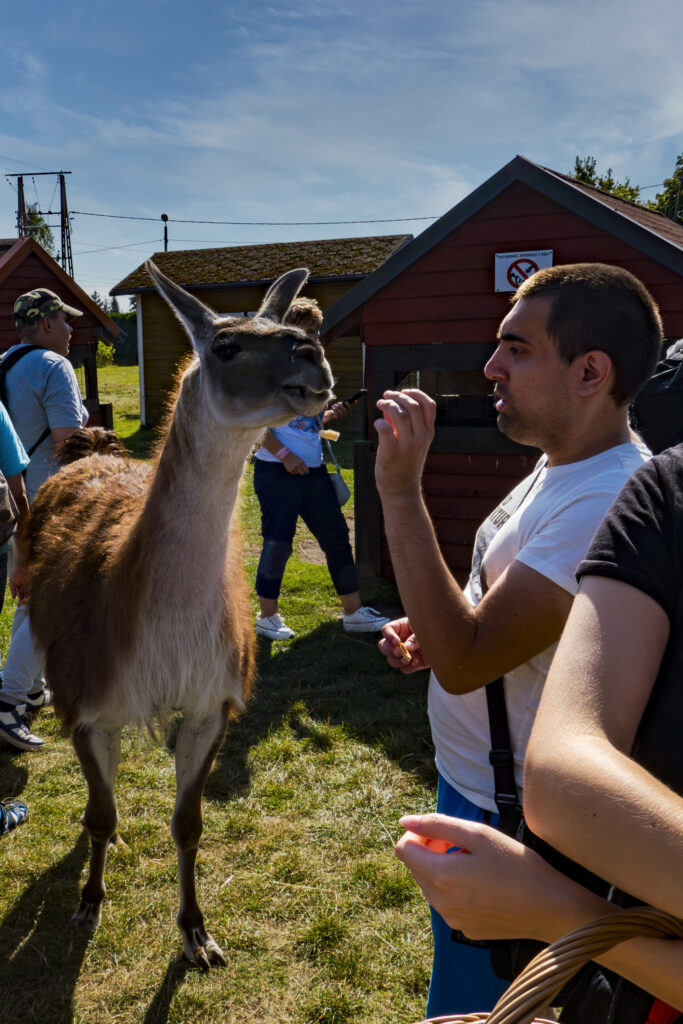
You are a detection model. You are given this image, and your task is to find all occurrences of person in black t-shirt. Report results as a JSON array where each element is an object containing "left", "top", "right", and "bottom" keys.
[{"left": 395, "top": 449, "right": 683, "bottom": 1017}]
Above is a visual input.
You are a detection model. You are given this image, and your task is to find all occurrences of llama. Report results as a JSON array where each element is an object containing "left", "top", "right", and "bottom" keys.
[{"left": 25, "top": 262, "right": 333, "bottom": 967}]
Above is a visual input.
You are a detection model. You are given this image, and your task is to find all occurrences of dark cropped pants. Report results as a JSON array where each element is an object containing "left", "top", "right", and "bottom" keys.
[{"left": 254, "top": 460, "right": 358, "bottom": 601}]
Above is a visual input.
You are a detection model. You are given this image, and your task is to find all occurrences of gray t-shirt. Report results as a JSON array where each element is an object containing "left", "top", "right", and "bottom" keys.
[{"left": 2, "top": 344, "right": 88, "bottom": 503}]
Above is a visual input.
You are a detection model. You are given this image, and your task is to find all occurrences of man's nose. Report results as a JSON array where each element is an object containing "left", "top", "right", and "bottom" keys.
[{"left": 484, "top": 346, "right": 506, "bottom": 381}]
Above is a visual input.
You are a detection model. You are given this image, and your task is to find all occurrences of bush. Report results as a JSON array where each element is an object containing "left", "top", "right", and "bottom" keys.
[{"left": 96, "top": 340, "right": 115, "bottom": 368}]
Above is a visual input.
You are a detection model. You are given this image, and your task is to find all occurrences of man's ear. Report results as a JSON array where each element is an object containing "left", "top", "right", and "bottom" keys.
[{"left": 576, "top": 350, "right": 614, "bottom": 396}]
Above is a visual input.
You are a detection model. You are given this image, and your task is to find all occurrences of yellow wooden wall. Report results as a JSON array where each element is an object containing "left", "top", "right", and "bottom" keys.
[{"left": 139, "top": 281, "right": 362, "bottom": 426}]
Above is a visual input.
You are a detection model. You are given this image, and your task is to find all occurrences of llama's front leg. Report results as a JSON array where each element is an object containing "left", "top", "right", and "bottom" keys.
[
  {"left": 172, "top": 703, "right": 229, "bottom": 968},
  {"left": 70, "top": 724, "right": 122, "bottom": 929}
]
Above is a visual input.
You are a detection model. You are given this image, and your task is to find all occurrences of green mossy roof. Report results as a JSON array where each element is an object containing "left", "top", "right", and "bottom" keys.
[{"left": 111, "top": 235, "right": 412, "bottom": 295}]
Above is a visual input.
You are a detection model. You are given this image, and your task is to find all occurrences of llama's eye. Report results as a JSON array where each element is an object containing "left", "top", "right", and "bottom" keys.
[{"left": 212, "top": 342, "right": 241, "bottom": 362}]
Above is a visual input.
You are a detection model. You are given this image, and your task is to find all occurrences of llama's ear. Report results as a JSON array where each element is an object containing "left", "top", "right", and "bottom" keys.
[
  {"left": 257, "top": 268, "right": 309, "bottom": 323},
  {"left": 146, "top": 261, "right": 216, "bottom": 346}
]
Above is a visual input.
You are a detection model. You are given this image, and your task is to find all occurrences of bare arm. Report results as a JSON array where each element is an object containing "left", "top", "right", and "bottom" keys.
[
  {"left": 395, "top": 814, "right": 683, "bottom": 1010},
  {"left": 51, "top": 425, "right": 80, "bottom": 445},
  {"left": 259, "top": 428, "right": 308, "bottom": 475},
  {"left": 374, "top": 389, "right": 572, "bottom": 693},
  {"left": 525, "top": 575, "right": 683, "bottom": 917},
  {"left": 6, "top": 472, "right": 30, "bottom": 603}
]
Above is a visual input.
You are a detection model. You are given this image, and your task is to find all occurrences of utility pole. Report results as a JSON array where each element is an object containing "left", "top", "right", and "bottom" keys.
[
  {"left": 161, "top": 213, "right": 168, "bottom": 251},
  {"left": 16, "top": 176, "right": 26, "bottom": 236},
  {"left": 59, "top": 173, "right": 74, "bottom": 277},
  {"left": 6, "top": 170, "right": 73, "bottom": 275}
]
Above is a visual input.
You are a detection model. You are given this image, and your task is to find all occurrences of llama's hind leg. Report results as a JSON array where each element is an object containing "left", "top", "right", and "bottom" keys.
[
  {"left": 172, "top": 703, "right": 229, "bottom": 968},
  {"left": 70, "top": 724, "right": 122, "bottom": 929}
]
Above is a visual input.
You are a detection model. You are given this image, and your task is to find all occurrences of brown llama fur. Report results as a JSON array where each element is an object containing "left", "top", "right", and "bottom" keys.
[{"left": 26, "top": 263, "right": 332, "bottom": 965}]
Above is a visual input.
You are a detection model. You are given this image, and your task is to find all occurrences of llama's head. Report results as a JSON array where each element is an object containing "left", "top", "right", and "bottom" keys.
[{"left": 146, "top": 261, "right": 333, "bottom": 428}]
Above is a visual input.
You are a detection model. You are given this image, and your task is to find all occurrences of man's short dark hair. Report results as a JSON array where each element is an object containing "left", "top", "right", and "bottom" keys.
[{"left": 514, "top": 263, "right": 664, "bottom": 405}]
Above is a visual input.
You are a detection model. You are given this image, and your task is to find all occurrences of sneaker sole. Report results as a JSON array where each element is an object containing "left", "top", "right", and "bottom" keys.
[
  {"left": 254, "top": 627, "right": 295, "bottom": 641},
  {"left": 342, "top": 622, "right": 390, "bottom": 633}
]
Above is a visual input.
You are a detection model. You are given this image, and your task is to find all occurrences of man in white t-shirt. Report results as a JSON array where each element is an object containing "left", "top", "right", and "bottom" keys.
[{"left": 374, "top": 263, "right": 663, "bottom": 1015}]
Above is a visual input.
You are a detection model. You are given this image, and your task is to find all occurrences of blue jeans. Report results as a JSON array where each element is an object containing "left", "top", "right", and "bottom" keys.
[
  {"left": 253, "top": 460, "right": 358, "bottom": 600},
  {"left": 425, "top": 773, "right": 508, "bottom": 1017}
]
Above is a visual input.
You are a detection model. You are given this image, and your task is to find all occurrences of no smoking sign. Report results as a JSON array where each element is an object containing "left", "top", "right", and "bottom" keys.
[{"left": 495, "top": 249, "right": 553, "bottom": 292}]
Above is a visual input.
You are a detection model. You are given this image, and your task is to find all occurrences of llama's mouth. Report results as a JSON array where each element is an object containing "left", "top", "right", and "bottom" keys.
[{"left": 282, "top": 384, "right": 312, "bottom": 400}]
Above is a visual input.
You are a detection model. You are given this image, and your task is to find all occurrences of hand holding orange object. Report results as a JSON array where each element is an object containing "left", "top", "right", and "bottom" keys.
[{"left": 403, "top": 831, "right": 455, "bottom": 854}]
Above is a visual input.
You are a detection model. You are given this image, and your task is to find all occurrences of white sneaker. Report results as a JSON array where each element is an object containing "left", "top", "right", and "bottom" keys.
[
  {"left": 255, "top": 613, "right": 295, "bottom": 641},
  {"left": 342, "top": 606, "right": 391, "bottom": 633},
  {"left": 0, "top": 703, "right": 45, "bottom": 751}
]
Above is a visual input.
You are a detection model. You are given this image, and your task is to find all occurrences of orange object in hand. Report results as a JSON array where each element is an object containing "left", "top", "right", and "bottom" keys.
[{"left": 404, "top": 831, "right": 454, "bottom": 854}]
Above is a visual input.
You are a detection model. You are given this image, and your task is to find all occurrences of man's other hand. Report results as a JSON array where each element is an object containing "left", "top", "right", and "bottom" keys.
[{"left": 378, "top": 617, "right": 429, "bottom": 672}]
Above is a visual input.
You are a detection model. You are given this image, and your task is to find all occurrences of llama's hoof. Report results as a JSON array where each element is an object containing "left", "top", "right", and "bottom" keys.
[
  {"left": 107, "top": 831, "right": 128, "bottom": 853},
  {"left": 68, "top": 898, "right": 102, "bottom": 930},
  {"left": 182, "top": 928, "right": 226, "bottom": 969}
]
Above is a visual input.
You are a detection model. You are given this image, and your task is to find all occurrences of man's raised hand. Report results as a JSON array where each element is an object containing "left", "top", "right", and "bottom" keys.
[{"left": 374, "top": 389, "right": 436, "bottom": 497}]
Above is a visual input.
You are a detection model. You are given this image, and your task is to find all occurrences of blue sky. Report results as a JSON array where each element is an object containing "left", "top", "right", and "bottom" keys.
[{"left": 1, "top": 0, "right": 681, "bottom": 305}]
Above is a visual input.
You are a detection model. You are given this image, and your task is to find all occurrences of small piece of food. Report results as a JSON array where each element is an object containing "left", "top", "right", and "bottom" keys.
[
  {"left": 397, "top": 641, "right": 412, "bottom": 664},
  {"left": 319, "top": 429, "right": 340, "bottom": 441}
]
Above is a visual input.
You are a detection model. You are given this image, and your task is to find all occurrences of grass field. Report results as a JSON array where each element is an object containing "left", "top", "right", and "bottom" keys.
[{"left": 0, "top": 367, "right": 438, "bottom": 1024}]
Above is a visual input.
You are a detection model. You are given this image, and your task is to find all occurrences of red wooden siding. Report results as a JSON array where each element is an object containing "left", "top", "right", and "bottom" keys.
[
  {"left": 362, "top": 181, "right": 683, "bottom": 344},
  {"left": 0, "top": 250, "right": 110, "bottom": 352},
  {"left": 379, "top": 450, "right": 537, "bottom": 585}
]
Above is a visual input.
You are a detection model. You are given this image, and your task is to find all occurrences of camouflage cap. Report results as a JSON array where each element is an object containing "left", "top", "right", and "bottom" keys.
[{"left": 11, "top": 288, "right": 83, "bottom": 326}]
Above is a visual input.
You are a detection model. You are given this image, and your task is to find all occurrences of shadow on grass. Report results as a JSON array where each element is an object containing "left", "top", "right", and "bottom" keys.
[
  {"left": 208, "top": 617, "right": 436, "bottom": 805},
  {"left": 120, "top": 423, "right": 158, "bottom": 461},
  {"left": 142, "top": 955, "right": 193, "bottom": 1024},
  {"left": 0, "top": 830, "right": 91, "bottom": 1024},
  {"left": 0, "top": 746, "right": 28, "bottom": 800}
]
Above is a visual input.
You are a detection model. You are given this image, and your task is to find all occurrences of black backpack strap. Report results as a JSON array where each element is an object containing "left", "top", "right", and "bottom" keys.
[
  {"left": 486, "top": 677, "right": 524, "bottom": 838},
  {"left": 0, "top": 345, "right": 51, "bottom": 462}
]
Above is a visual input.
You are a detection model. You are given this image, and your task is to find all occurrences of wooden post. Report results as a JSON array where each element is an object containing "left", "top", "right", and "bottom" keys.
[{"left": 353, "top": 441, "right": 383, "bottom": 583}]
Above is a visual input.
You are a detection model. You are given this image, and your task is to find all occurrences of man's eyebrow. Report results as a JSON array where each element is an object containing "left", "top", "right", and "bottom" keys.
[{"left": 497, "top": 329, "right": 530, "bottom": 343}]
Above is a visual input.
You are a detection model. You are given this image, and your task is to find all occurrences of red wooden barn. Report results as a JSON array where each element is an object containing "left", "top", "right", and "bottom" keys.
[
  {"left": 0, "top": 236, "right": 118, "bottom": 426},
  {"left": 321, "top": 155, "right": 683, "bottom": 584}
]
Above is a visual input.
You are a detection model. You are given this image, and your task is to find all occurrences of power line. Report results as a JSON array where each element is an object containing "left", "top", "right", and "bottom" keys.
[
  {"left": 72, "top": 238, "right": 161, "bottom": 255},
  {"left": 71, "top": 209, "right": 439, "bottom": 225}
]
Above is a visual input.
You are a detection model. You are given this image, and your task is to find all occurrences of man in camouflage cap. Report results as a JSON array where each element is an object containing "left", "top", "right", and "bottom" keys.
[
  {"left": 0, "top": 286, "right": 89, "bottom": 752},
  {"left": 11, "top": 287, "right": 83, "bottom": 330}
]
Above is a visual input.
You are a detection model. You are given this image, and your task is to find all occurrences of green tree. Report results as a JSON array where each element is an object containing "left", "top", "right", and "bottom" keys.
[
  {"left": 90, "top": 290, "right": 111, "bottom": 313},
  {"left": 23, "top": 202, "right": 56, "bottom": 256},
  {"left": 647, "top": 152, "right": 683, "bottom": 225},
  {"left": 110, "top": 296, "right": 120, "bottom": 314},
  {"left": 571, "top": 156, "right": 641, "bottom": 203}
]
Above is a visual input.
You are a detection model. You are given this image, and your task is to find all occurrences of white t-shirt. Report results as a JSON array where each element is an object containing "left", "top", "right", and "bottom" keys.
[
  {"left": 429, "top": 441, "right": 650, "bottom": 813},
  {"left": 255, "top": 415, "right": 323, "bottom": 468}
]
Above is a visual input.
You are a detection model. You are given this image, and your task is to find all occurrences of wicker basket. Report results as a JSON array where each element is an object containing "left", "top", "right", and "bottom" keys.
[{"left": 413, "top": 906, "right": 683, "bottom": 1024}]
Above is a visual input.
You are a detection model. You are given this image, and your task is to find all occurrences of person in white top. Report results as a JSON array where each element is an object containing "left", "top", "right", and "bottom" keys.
[
  {"left": 252, "top": 296, "right": 390, "bottom": 641},
  {"left": 374, "top": 263, "right": 663, "bottom": 1015}
]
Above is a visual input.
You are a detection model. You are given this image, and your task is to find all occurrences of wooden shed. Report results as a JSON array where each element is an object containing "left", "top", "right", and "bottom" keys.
[
  {"left": 110, "top": 235, "right": 411, "bottom": 427},
  {"left": 0, "top": 236, "right": 118, "bottom": 427},
  {"left": 321, "top": 155, "right": 683, "bottom": 585}
]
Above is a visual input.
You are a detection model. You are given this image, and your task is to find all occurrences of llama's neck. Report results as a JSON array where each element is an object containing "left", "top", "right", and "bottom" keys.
[{"left": 129, "top": 372, "right": 260, "bottom": 594}]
